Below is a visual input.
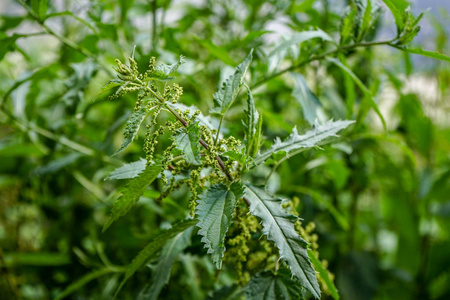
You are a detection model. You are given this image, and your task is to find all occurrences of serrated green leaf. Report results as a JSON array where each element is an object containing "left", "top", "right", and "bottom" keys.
[
  {"left": 340, "top": 7, "right": 357, "bottom": 44},
  {"left": 106, "top": 158, "right": 147, "bottom": 180},
  {"left": 254, "top": 120, "right": 355, "bottom": 166},
  {"left": 244, "top": 184, "right": 320, "bottom": 299},
  {"left": 114, "top": 219, "right": 197, "bottom": 299},
  {"left": 173, "top": 122, "right": 201, "bottom": 165},
  {"left": 196, "top": 182, "right": 244, "bottom": 269},
  {"left": 103, "top": 159, "right": 162, "bottom": 232},
  {"left": 95, "top": 79, "right": 124, "bottom": 99},
  {"left": 356, "top": 0, "right": 372, "bottom": 41},
  {"left": 55, "top": 268, "right": 115, "bottom": 300},
  {"left": 210, "top": 50, "right": 253, "bottom": 115},
  {"left": 326, "top": 57, "right": 386, "bottom": 129},
  {"left": 244, "top": 85, "right": 261, "bottom": 158},
  {"left": 113, "top": 106, "right": 149, "bottom": 156},
  {"left": 145, "top": 56, "right": 185, "bottom": 81},
  {"left": 392, "top": 46, "right": 450, "bottom": 63},
  {"left": 307, "top": 249, "right": 340, "bottom": 300},
  {"left": 291, "top": 73, "right": 326, "bottom": 126},
  {"left": 245, "top": 270, "right": 303, "bottom": 300},
  {"left": 138, "top": 227, "right": 193, "bottom": 300}
]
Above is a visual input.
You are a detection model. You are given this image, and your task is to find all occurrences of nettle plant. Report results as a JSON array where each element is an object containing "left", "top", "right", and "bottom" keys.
[
  {"left": 100, "top": 49, "right": 353, "bottom": 299},
  {"left": 95, "top": 2, "right": 449, "bottom": 299}
]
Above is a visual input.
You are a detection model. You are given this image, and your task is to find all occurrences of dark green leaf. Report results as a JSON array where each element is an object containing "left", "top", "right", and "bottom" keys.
[
  {"left": 114, "top": 219, "right": 197, "bottom": 299},
  {"left": 173, "top": 122, "right": 201, "bottom": 165},
  {"left": 245, "top": 270, "right": 303, "bottom": 300},
  {"left": 31, "top": 0, "right": 48, "bottom": 19},
  {"left": 103, "top": 159, "right": 162, "bottom": 232},
  {"left": 138, "top": 227, "right": 193, "bottom": 300},
  {"left": 195, "top": 37, "right": 236, "bottom": 65},
  {"left": 210, "top": 50, "right": 253, "bottom": 115},
  {"left": 106, "top": 158, "right": 147, "bottom": 180},
  {"left": 244, "top": 85, "right": 262, "bottom": 158},
  {"left": 244, "top": 185, "right": 320, "bottom": 299},
  {"left": 113, "top": 106, "right": 149, "bottom": 156},
  {"left": 196, "top": 182, "right": 244, "bottom": 269},
  {"left": 95, "top": 79, "right": 124, "bottom": 99}
]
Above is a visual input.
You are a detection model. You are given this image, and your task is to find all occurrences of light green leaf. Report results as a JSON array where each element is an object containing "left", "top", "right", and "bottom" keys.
[
  {"left": 357, "top": 0, "right": 373, "bottom": 41},
  {"left": 113, "top": 106, "right": 149, "bottom": 156},
  {"left": 114, "top": 219, "right": 197, "bottom": 299},
  {"left": 31, "top": 0, "right": 48, "bottom": 19},
  {"left": 210, "top": 50, "right": 253, "bottom": 115},
  {"left": 308, "top": 249, "right": 340, "bottom": 300},
  {"left": 254, "top": 120, "right": 355, "bottom": 166},
  {"left": 381, "top": 0, "right": 405, "bottom": 34},
  {"left": 195, "top": 37, "right": 236, "bottom": 65},
  {"left": 173, "top": 122, "right": 201, "bottom": 165},
  {"left": 138, "top": 227, "right": 194, "bottom": 300},
  {"left": 340, "top": 7, "right": 357, "bottom": 44},
  {"left": 392, "top": 46, "right": 450, "bottom": 63},
  {"left": 244, "top": 85, "right": 262, "bottom": 158},
  {"left": 106, "top": 158, "right": 147, "bottom": 180},
  {"left": 326, "top": 57, "right": 386, "bottom": 129},
  {"left": 268, "top": 29, "right": 336, "bottom": 58},
  {"left": 95, "top": 79, "right": 124, "bottom": 99},
  {"left": 196, "top": 182, "right": 244, "bottom": 269},
  {"left": 245, "top": 270, "right": 303, "bottom": 300},
  {"left": 244, "top": 185, "right": 321, "bottom": 299},
  {"left": 103, "top": 159, "right": 162, "bottom": 232},
  {"left": 55, "top": 268, "right": 115, "bottom": 300},
  {"left": 291, "top": 73, "right": 326, "bottom": 126},
  {"left": 144, "top": 55, "right": 185, "bottom": 82}
]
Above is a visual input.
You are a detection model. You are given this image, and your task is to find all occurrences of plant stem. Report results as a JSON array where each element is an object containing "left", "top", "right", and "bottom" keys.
[{"left": 252, "top": 38, "right": 396, "bottom": 88}]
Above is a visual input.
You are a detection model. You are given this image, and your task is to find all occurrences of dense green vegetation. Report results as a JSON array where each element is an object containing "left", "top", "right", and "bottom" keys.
[{"left": 1, "top": 0, "right": 449, "bottom": 299}]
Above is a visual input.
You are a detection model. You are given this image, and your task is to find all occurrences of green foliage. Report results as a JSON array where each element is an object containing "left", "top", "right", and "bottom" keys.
[
  {"left": 2, "top": 0, "right": 450, "bottom": 299},
  {"left": 103, "top": 158, "right": 162, "bottom": 232},
  {"left": 245, "top": 270, "right": 303, "bottom": 300},
  {"left": 210, "top": 50, "right": 253, "bottom": 115},
  {"left": 254, "top": 120, "right": 355, "bottom": 166},
  {"left": 244, "top": 184, "right": 321, "bottom": 298},
  {"left": 196, "top": 182, "right": 244, "bottom": 269},
  {"left": 172, "top": 122, "right": 202, "bottom": 165}
]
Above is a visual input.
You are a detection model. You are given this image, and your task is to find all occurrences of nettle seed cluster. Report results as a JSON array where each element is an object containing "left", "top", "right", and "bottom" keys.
[{"left": 112, "top": 56, "right": 243, "bottom": 215}]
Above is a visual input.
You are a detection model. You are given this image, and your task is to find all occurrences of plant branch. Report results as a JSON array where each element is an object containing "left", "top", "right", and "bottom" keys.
[{"left": 252, "top": 38, "right": 397, "bottom": 88}]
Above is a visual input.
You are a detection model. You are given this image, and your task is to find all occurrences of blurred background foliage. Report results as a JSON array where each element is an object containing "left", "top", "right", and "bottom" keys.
[{"left": 0, "top": 0, "right": 449, "bottom": 299}]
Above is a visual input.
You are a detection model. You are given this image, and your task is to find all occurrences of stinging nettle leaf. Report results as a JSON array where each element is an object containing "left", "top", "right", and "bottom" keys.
[
  {"left": 244, "top": 85, "right": 262, "bottom": 158},
  {"left": 138, "top": 227, "right": 194, "bottom": 300},
  {"left": 106, "top": 158, "right": 147, "bottom": 180},
  {"left": 173, "top": 122, "right": 201, "bottom": 165},
  {"left": 196, "top": 182, "right": 244, "bottom": 269},
  {"left": 210, "top": 50, "right": 253, "bottom": 115},
  {"left": 245, "top": 270, "right": 303, "bottom": 300},
  {"left": 244, "top": 184, "right": 321, "bottom": 298},
  {"left": 113, "top": 106, "right": 149, "bottom": 156},
  {"left": 103, "top": 158, "right": 162, "bottom": 232},
  {"left": 114, "top": 219, "right": 197, "bottom": 299},
  {"left": 145, "top": 56, "right": 185, "bottom": 82},
  {"left": 254, "top": 119, "right": 355, "bottom": 166},
  {"left": 95, "top": 79, "right": 124, "bottom": 99}
]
